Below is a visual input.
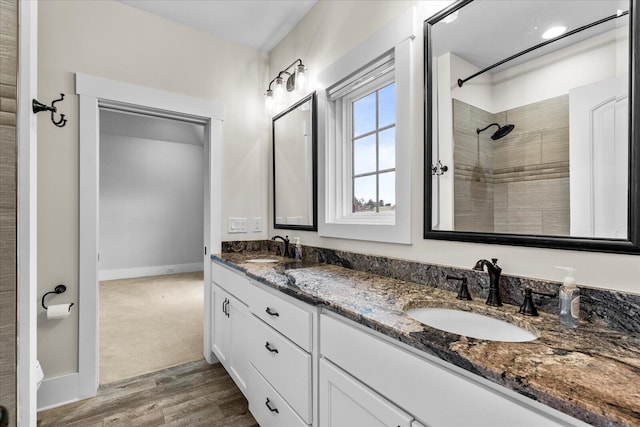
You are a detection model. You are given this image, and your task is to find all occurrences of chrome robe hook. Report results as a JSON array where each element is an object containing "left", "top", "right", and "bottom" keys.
[{"left": 32, "top": 93, "right": 68, "bottom": 127}]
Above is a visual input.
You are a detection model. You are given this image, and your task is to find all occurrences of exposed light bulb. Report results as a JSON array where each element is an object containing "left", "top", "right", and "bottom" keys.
[
  {"left": 295, "top": 65, "right": 307, "bottom": 93},
  {"left": 274, "top": 76, "right": 285, "bottom": 99},
  {"left": 265, "top": 89, "right": 275, "bottom": 115},
  {"left": 542, "top": 26, "right": 567, "bottom": 40}
]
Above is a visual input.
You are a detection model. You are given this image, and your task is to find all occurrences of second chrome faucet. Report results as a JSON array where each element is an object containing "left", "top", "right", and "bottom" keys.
[{"left": 473, "top": 258, "right": 502, "bottom": 307}]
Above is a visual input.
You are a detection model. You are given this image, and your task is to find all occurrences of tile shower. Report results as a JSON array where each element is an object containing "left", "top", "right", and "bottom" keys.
[{"left": 453, "top": 96, "right": 570, "bottom": 235}]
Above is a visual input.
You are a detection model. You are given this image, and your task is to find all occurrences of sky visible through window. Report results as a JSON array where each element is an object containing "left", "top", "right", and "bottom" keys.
[{"left": 352, "top": 82, "right": 395, "bottom": 213}]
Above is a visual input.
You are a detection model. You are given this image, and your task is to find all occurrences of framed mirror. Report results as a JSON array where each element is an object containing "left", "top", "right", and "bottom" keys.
[
  {"left": 424, "top": 0, "right": 639, "bottom": 253},
  {"left": 273, "top": 92, "right": 317, "bottom": 231}
]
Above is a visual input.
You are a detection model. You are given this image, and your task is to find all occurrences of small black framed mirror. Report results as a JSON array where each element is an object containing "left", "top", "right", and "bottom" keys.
[
  {"left": 424, "top": 0, "right": 639, "bottom": 254},
  {"left": 273, "top": 92, "right": 318, "bottom": 231}
]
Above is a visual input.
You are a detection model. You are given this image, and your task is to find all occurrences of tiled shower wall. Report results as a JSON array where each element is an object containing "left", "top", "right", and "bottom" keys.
[
  {"left": 0, "top": 0, "right": 17, "bottom": 423},
  {"left": 453, "top": 96, "right": 570, "bottom": 235}
]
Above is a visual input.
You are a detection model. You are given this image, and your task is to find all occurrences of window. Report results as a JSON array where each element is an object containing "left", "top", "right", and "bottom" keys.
[
  {"left": 317, "top": 8, "right": 413, "bottom": 243},
  {"left": 351, "top": 81, "right": 396, "bottom": 214}
]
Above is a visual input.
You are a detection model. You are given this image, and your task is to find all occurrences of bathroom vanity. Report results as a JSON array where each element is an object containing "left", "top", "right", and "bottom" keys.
[{"left": 209, "top": 251, "right": 639, "bottom": 427}]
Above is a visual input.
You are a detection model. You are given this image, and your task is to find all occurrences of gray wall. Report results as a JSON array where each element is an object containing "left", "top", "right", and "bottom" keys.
[
  {"left": 453, "top": 96, "right": 570, "bottom": 235},
  {"left": 99, "top": 115, "right": 204, "bottom": 278},
  {"left": 0, "top": 0, "right": 17, "bottom": 424}
]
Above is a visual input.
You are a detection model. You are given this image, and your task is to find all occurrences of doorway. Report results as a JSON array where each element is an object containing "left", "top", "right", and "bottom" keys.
[
  {"left": 76, "top": 73, "right": 223, "bottom": 400},
  {"left": 97, "top": 109, "right": 206, "bottom": 384}
]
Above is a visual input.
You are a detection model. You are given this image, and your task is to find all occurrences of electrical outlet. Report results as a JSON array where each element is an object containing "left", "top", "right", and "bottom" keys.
[
  {"left": 252, "top": 217, "right": 262, "bottom": 232},
  {"left": 228, "top": 217, "right": 248, "bottom": 233}
]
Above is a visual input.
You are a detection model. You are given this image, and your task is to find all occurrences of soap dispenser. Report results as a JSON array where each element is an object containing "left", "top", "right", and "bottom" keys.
[
  {"left": 556, "top": 266, "right": 579, "bottom": 328},
  {"left": 294, "top": 237, "right": 302, "bottom": 262}
]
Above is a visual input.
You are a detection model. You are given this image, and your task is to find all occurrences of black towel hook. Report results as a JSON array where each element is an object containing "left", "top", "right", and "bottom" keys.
[{"left": 32, "top": 93, "right": 68, "bottom": 128}]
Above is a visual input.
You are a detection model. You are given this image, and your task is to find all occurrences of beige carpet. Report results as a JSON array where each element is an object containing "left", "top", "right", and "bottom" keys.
[{"left": 99, "top": 271, "right": 204, "bottom": 385}]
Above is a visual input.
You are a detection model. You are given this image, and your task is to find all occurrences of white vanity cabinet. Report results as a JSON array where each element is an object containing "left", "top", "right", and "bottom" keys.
[
  {"left": 211, "top": 260, "right": 316, "bottom": 426},
  {"left": 210, "top": 259, "right": 587, "bottom": 427},
  {"left": 211, "top": 264, "right": 251, "bottom": 396},
  {"left": 320, "top": 313, "right": 586, "bottom": 427}
]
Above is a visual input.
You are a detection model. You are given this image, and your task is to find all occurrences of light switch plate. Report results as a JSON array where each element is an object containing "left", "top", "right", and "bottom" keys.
[
  {"left": 252, "top": 217, "right": 262, "bottom": 232},
  {"left": 228, "top": 217, "right": 248, "bottom": 233}
]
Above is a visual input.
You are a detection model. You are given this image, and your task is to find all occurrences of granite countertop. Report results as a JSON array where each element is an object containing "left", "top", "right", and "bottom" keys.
[{"left": 212, "top": 252, "right": 640, "bottom": 427}]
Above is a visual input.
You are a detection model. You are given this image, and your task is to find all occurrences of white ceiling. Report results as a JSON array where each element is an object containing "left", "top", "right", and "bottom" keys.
[
  {"left": 116, "top": 0, "right": 317, "bottom": 52},
  {"left": 431, "top": 0, "right": 629, "bottom": 73}
]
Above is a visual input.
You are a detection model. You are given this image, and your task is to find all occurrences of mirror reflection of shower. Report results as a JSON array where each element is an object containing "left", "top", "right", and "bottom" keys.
[
  {"left": 476, "top": 123, "right": 515, "bottom": 140},
  {"left": 473, "top": 122, "right": 515, "bottom": 182}
]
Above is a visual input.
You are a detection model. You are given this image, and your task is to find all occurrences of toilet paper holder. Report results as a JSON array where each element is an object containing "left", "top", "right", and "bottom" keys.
[{"left": 42, "top": 284, "right": 74, "bottom": 310}]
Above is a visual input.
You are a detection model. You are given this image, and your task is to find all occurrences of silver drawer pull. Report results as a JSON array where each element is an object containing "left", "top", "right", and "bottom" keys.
[
  {"left": 265, "top": 307, "right": 280, "bottom": 317},
  {"left": 265, "top": 342, "right": 279, "bottom": 353},
  {"left": 265, "top": 398, "right": 279, "bottom": 413}
]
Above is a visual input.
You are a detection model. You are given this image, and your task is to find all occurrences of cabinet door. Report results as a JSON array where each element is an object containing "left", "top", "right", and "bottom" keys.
[
  {"left": 228, "top": 296, "right": 250, "bottom": 395},
  {"left": 211, "top": 284, "right": 230, "bottom": 365},
  {"left": 319, "top": 359, "right": 413, "bottom": 427},
  {"left": 212, "top": 283, "right": 250, "bottom": 396}
]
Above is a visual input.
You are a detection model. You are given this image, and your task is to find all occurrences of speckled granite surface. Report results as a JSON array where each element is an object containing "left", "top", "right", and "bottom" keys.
[
  {"left": 222, "top": 241, "right": 640, "bottom": 334},
  {"left": 214, "top": 249, "right": 640, "bottom": 427}
]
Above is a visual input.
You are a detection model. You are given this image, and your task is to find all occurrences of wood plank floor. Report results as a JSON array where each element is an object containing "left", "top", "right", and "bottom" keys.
[{"left": 37, "top": 360, "right": 258, "bottom": 427}]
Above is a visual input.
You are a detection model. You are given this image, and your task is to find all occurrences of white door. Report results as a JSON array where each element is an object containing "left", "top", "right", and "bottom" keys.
[
  {"left": 569, "top": 76, "right": 628, "bottom": 238},
  {"left": 319, "top": 359, "right": 413, "bottom": 427}
]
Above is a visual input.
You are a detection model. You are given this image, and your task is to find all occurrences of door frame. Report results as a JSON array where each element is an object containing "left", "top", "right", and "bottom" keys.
[
  {"left": 17, "top": 0, "right": 38, "bottom": 425},
  {"left": 75, "top": 73, "right": 223, "bottom": 398}
]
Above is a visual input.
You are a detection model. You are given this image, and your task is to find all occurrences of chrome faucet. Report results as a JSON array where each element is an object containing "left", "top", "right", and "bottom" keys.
[
  {"left": 271, "top": 235, "right": 291, "bottom": 257},
  {"left": 473, "top": 258, "right": 502, "bottom": 307}
]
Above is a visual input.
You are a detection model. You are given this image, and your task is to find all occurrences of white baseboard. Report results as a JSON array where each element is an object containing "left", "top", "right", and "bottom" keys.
[
  {"left": 99, "top": 262, "right": 203, "bottom": 281},
  {"left": 37, "top": 372, "right": 82, "bottom": 411}
]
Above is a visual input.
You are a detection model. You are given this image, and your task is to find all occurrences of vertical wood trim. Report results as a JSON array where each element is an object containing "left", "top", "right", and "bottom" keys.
[
  {"left": 16, "top": 0, "right": 38, "bottom": 425},
  {"left": 203, "top": 118, "right": 223, "bottom": 363},
  {"left": 78, "top": 94, "right": 100, "bottom": 398},
  {"left": 0, "top": 0, "right": 18, "bottom": 426}
]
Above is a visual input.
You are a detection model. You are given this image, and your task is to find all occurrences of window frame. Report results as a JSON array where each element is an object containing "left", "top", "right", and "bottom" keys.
[{"left": 317, "top": 8, "right": 414, "bottom": 243}]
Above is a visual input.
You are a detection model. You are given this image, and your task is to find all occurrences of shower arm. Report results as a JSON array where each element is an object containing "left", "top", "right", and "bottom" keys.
[
  {"left": 477, "top": 123, "right": 499, "bottom": 134},
  {"left": 457, "top": 10, "right": 629, "bottom": 88}
]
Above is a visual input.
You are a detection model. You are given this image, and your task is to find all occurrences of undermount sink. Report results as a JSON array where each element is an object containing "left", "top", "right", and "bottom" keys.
[
  {"left": 246, "top": 258, "right": 279, "bottom": 263},
  {"left": 406, "top": 308, "right": 537, "bottom": 342}
]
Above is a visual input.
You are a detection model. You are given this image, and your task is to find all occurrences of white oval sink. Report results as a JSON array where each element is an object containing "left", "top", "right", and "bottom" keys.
[
  {"left": 406, "top": 308, "right": 537, "bottom": 342},
  {"left": 246, "top": 258, "right": 279, "bottom": 263}
]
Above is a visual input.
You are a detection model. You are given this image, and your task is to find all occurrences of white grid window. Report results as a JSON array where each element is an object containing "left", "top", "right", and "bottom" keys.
[{"left": 350, "top": 81, "right": 396, "bottom": 214}]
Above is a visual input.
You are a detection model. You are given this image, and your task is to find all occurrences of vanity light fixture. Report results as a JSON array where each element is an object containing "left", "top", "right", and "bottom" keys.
[{"left": 265, "top": 58, "right": 307, "bottom": 114}]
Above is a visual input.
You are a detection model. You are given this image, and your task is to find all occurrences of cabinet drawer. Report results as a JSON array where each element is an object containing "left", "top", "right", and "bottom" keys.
[
  {"left": 321, "top": 314, "right": 574, "bottom": 427},
  {"left": 250, "top": 283, "right": 313, "bottom": 352},
  {"left": 212, "top": 261, "right": 251, "bottom": 303},
  {"left": 248, "top": 364, "right": 307, "bottom": 427},
  {"left": 250, "top": 315, "right": 312, "bottom": 423}
]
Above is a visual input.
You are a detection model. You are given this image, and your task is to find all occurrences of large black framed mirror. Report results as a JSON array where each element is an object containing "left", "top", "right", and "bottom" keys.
[
  {"left": 273, "top": 92, "right": 317, "bottom": 231},
  {"left": 424, "top": 0, "right": 639, "bottom": 254}
]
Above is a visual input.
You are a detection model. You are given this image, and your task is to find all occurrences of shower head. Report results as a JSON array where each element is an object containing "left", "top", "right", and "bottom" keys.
[{"left": 476, "top": 123, "right": 515, "bottom": 140}]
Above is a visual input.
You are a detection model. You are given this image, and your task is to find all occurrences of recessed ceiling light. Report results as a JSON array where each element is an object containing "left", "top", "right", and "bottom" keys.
[{"left": 542, "top": 26, "right": 567, "bottom": 40}]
